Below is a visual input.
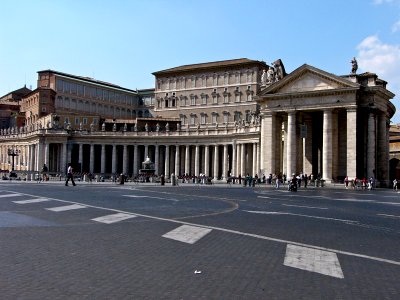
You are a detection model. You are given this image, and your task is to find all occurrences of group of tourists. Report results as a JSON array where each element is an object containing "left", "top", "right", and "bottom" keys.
[{"left": 344, "top": 176, "right": 375, "bottom": 190}]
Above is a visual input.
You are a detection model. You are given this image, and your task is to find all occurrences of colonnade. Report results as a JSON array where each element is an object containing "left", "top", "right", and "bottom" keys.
[
  {"left": 261, "top": 108, "right": 389, "bottom": 182},
  {"left": 1, "top": 139, "right": 261, "bottom": 180}
]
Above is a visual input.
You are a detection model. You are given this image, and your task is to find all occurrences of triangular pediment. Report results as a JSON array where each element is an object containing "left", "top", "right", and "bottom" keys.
[{"left": 259, "top": 64, "right": 359, "bottom": 96}]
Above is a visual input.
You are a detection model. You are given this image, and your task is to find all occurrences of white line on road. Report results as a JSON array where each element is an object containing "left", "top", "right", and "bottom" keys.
[
  {"left": 377, "top": 213, "right": 400, "bottom": 219},
  {"left": 92, "top": 213, "right": 137, "bottom": 224},
  {"left": 243, "top": 210, "right": 358, "bottom": 224},
  {"left": 257, "top": 196, "right": 270, "bottom": 199},
  {"left": 162, "top": 225, "right": 212, "bottom": 244},
  {"left": 13, "top": 198, "right": 51, "bottom": 204},
  {"left": 284, "top": 244, "right": 344, "bottom": 279},
  {"left": 46, "top": 204, "right": 87, "bottom": 212},
  {"left": 6, "top": 190, "right": 400, "bottom": 267},
  {"left": 0, "top": 193, "right": 23, "bottom": 198},
  {"left": 281, "top": 204, "right": 328, "bottom": 210},
  {"left": 122, "top": 195, "right": 179, "bottom": 202}
]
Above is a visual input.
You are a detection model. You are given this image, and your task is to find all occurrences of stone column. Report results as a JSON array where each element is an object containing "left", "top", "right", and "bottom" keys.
[
  {"left": 252, "top": 143, "right": 257, "bottom": 176},
  {"left": 303, "top": 116, "right": 313, "bottom": 176},
  {"left": 377, "top": 113, "right": 389, "bottom": 186},
  {"left": 111, "top": 144, "right": 117, "bottom": 174},
  {"left": 195, "top": 145, "right": 200, "bottom": 177},
  {"left": 174, "top": 145, "right": 179, "bottom": 177},
  {"left": 231, "top": 141, "right": 236, "bottom": 177},
  {"left": 223, "top": 144, "right": 228, "bottom": 180},
  {"left": 236, "top": 143, "right": 241, "bottom": 176},
  {"left": 89, "top": 144, "right": 95, "bottom": 173},
  {"left": 322, "top": 109, "right": 333, "bottom": 182},
  {"left": 78, "top": 143, "right": 83, "bottom": 173},
  {"left": 204, "top": 145, "right": 210, "bottom": 177},
  {"left": 61, "top": 142, "right": 67, "bottom": 174},
  {"left": 213, "top": 145, "right": 219, "bottom": 180},
  {"left": 260, "top": 113, "right": 276, "bottom": 174},
  {"left": 101, "top": 144, "right": 106, "bottom": 174},
  {"left": 346, "top": 108, "right": 357, "bottom": 179},
  {"left": 256, "top": 142, "right": 260, "bottom": 176},
  {"left": 36, "top": 142, "right": 43, "bottom": 172},
  {"left": 144, "top": 145, "right": 149, "bottom": 159},
  {"left": 185, "top": 145, "right": 190, "bottom": 175},
  {"left": 44, "top": 142, "right": 49, "bottom": 167},
  {"left": 154, "top": 145, "right": 159, "bottom": 176},
  {"left": 241, "top": 143, "right": 246, "bottom": 176},
  {"left": 133, "top": 145, "right": 138, "bottom": 176},
  {"left": 283, "top": 117, "right": 288, "bottom": 176},
  {"left": 287, "top": 111, "right": 297, "bottom": 176},
  {"left": 367, "top": 112, "right": 376, "bottom": 178},
  {"left": 123, "top": 145, "right": 128, "bottom": 175},
  {"left": 165, "top": 145, "right": 170, "bottom": 178}
]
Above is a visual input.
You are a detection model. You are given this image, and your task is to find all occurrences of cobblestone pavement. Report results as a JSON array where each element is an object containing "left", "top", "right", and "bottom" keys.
[{"left": 0, "top": 181, "right": 399, "bottom": 299}]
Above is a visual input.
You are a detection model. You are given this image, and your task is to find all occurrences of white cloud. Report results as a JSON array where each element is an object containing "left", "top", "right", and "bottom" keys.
[
  {"left": 392, "top": 20, "right": 400, "bottom": 32},
  {"left": 357, "top": 35, "right": 400, "bottom": 121}
]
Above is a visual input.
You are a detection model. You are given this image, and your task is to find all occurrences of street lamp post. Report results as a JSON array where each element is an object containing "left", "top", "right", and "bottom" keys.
[{"left": 8, "top": 148, "right": 20, "bottom": 171}]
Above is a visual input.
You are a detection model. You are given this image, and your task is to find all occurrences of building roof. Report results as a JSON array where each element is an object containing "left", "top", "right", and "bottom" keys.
[
  {"left": 37, "top": 69, "right": 138, "bottom": 94},
  {"left": 0, "top": 86, "right": 31, "bottom": 100},
  {"left": 152, "top": 58, "right": 268, "bottom": 76}
]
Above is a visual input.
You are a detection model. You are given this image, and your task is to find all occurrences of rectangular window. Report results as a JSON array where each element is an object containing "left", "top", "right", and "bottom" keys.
[
  {"left": 83, "top": 118, "right": 88, "bottom": 125},
  {"left": 191, "top": 96, "right": 196, "bottom": 105},
  {"left": 201, "top": 114, "right": 206, "bottom": 124},
  {"left": 223, "top": 95, "right": 228, "bottom": 103},
  {"left": 56, "top": 79, "right": 63, "bottom": 92},
  {"left": 201, "top": 95, "right": 207, "bottom": 105},
  {"left": 75, "top": 117, "right": 80, "bottom": 125},
  {"left": 223, "top": 114, "right": 229, "bottom": 124},
  {"left": 212, "top": 114, "right": 217, "bottom": 124},
  {"left": 93, "top": 118, "right": 98, "bottom": 125},
  {"left": 180, "top": 115, "right": 186, "bottom": 125},
  {"left": 191, "top": 77, "right": 196, "bottom": 88},
  {"left": 190, "top": 115, "right": 195, "bottom": 125},
  {"left": 213, "top": 75, "right": 217, "bottom": 86},
  {"left": 213, "top": 95, "right": 218, "bottom": 104}
]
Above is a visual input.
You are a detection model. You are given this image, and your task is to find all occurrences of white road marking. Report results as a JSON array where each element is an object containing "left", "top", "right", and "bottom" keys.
[
  {"left": 122, "top": 195, "right": 179, "bottom": 202},
  {"left": 13, "top": 198, "right": 51, "bottom": 204},
  {"left": 281, "top": 204, "right": 328, "bottom": 210},
  {"left": 0, "top": 193, "right": 23, "bottom": 198},
  {"left": 46, "top": 204, "right": 87, "bottom": 212},
  {"left": 243, "top": 210, "right": 358, "bottom": 224},
  {"left": 257, "top": 196, "right": 270, "bottom": 199},
  {"left": 5, "top": 189, "right": 400, "bottom": 267},
  {"left": 377, "top": 213, "right": 400, "bottom": 219},
  {"left": 92, "top": 213, "right": 137, "bottom": 224},
  {"left": 332, "top": 198, "right": 375, "bottom": 202},
  {"left": 162, "top": 225, "right": 212, "bottom": 244},
  {"left": 284, "top": 244, "right": 344, "bottom": 279}
]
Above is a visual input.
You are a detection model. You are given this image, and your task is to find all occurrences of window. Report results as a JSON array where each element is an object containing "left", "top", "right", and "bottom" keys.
[
  {"left": 83, "top": 118, "right": 88, "bottom": 125},
  {"left": 93, "top": 118, "right": 98, "bottom": 125},
  {"left": 56, "top": 79, "right": 63, "bottom": 91},
  {"left": 224, "top": 73, "right": 229, "bottom": 85},
  {"left": 213, "top": 74, "right": 217, "bottom": 86},
  {"left": 157, "top": 80, "right": 161, "bottom": 90},
  {"left": 223, "top": 113, "right": 229, "bottom": 124},
  {"left": 201, "top": 114, "right": 206, "bottom": 124},
  {"left": 190, "top": 95, "right": 196, "bottom": 105},
  {"left": 212, "top": 113, "right": 218, "bottom": 124},
  {"left": 212, "top": 95, "right": 218, "bottom": 104},
  {"left": 223, "top": 95, "right": 228, "bottom": 103},
  {"left": 201, "top": 94, "right": 207, "bottom": 105},
  {"left": 202, "top": 76, "right": 206, "bottom": 87},
  {"left": 190, "top": 114, "right": 196, "bottom": 125},
  {"left": 181, "top": 97, "right": 186, "bottom": 106},
  {"left": 180, "top": 115, "right": 186, "bottom": 125},
  {"left": 235, "top": 72, "right": 240, "bottom": 84},
  {"left": 191, "top": 76, "right": 196, "bottom": 88},
  {"left": 246, "top": 111, "right": 252, "bottom": 122},
  {"left": 234, "top": 112, "right": 241, "bottom": 122},
  {"left": 181, "top": 77, "right": 185, "bottom": 89},
  {"left": 75, "top": 117, "right": 80, "bottom": 125}
]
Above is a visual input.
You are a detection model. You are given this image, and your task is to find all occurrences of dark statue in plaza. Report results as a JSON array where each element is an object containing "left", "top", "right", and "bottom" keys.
[{"left": 351, "top": 57, "right": 358, "bottom": 74}]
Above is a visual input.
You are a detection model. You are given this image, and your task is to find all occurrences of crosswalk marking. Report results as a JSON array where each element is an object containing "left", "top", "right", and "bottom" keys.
[
  {"left": 284, "top": 244, "right": 344, "bottom": 279},
  {"left": 162, "top": 225, "right": 212, "bottom": 244},
  {"left": 0, "top": 193, "right": 23, "bottom": 198},
  {"left": 92, "top": 213, "right": 137, "bottom": 224},
  {"left": 45, "top": 204, "right": 87, "bottom": 212},
  {"left": 13, "top": 198, "right": 51, "bottom": 204}
]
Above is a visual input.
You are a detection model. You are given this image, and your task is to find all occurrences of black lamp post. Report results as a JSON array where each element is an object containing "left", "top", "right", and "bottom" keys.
[{"left": 7, "top": 148, "right": 20, "bottom": 171}]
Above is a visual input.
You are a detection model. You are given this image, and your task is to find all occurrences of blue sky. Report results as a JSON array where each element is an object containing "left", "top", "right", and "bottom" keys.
[{"left": 2, "top": 0, "right": 400, "bottom": 122}]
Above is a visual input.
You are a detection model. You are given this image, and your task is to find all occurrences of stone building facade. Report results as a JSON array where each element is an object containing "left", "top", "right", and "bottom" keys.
[{"left": 0, "top": 58, "right": 395, "bottom": 186}]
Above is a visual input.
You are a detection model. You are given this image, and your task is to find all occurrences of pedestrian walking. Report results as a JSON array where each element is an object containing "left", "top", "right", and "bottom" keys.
[
  {"left": 393, "top": 178, "right": 398, "bottom": 191},
  {"left": 65, "top": 163, "right": 76, "bottom": 186}
]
